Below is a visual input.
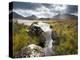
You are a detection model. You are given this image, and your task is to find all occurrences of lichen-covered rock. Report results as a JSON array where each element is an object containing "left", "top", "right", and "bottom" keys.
[
  {"left": 29, "top": 22, "right": 46, "bottom": 47},
  {"left": 26, "top": 44, "right": 44, "bottom": 57},
  {"left": 29, "top": 22, "right": 43, "bottom": 36},
  {"left": 15, "top": 44, "right": 44, "bottom": 58}
]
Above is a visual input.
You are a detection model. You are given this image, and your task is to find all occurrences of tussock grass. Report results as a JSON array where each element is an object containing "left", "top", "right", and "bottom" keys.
[{"left": 12, "top": 20, "right": 78, "bottom": 56}]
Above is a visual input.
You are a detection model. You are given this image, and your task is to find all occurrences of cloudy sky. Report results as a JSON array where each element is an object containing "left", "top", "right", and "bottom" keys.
[{"left": 10, "top": 1, "right": 78, "bottom": 18}]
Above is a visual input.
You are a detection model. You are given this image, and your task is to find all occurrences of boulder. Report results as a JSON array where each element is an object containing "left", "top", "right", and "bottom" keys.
[
  {"left": 29, "top": 22, "right": 46, "bottom": 47},
  {"left": 26, "top": 44, "right": 45, "bottom": 57},
  {"left": 15, "top": 44, "right": 44, "bottom": 58}
]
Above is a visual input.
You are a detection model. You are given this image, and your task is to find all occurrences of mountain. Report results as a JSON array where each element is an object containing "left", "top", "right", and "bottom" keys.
[
  {"left": 9, "top": 11, "right": 78, "bottom": 20},
  {"left": 53, "top": 14, "right": 78, "bottom": 20},
  {"left": 9, "top": 12, "right": 24, "bottom": 19},
  {"left": 39, "top": 18, "right": 50, "bottom": 20},
  {"left": 9, "top": 12, "right": 38, "bottom": 20},
  {"left": 25, "top": 15, "right": 38, "bottom": 20}
]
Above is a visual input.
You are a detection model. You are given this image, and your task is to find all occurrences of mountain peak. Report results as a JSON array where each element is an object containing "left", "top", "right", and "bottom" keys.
[
  {"left": 26, "top": 15, "right": 38, "bottom": 20},
  {"left": 9, "top": 11, "right": 24, "bottom": 19}
]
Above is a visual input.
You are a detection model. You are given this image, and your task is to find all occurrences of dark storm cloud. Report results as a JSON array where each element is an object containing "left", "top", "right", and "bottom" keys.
[
  {"left": 67, "top": 5, "right": 78, "bottom": 13},
  {"left": 13, "top": 1, "right": 42, "bottom": 10},
  {"left": 12, "top": 1, "right": 78, "bottom": 14},
  {"left": 11, "top": 1, "right": 78, "bottom": 18},
  {"left": 42, "top": 4, "right": 53, "bottom": 8}
]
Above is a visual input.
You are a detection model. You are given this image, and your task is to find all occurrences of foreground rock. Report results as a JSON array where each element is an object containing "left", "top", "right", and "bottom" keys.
[{"left": 15, "top": 44, "right": 44, "bottom": 58}]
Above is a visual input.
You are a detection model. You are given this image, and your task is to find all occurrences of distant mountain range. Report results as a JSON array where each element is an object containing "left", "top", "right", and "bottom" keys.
[
  {"left": 9, "top": 12, "right": 38, "bottom": 20},
  {"left": 9, "top": 12, "right": 23, "bottom": 19},
  {"left": 53, "top": 14, "right": 78, "bottom": 20},
  {"left": 9, "top": 11, "right": 78, "bottom": 20},
  {"left": 25, "top": 15, "right": 38, "bottom": 20}
]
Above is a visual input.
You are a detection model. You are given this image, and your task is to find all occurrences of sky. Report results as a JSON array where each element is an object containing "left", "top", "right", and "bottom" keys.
[{"left": 10, "top": 1, "right": 78, "bottom": 18}]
